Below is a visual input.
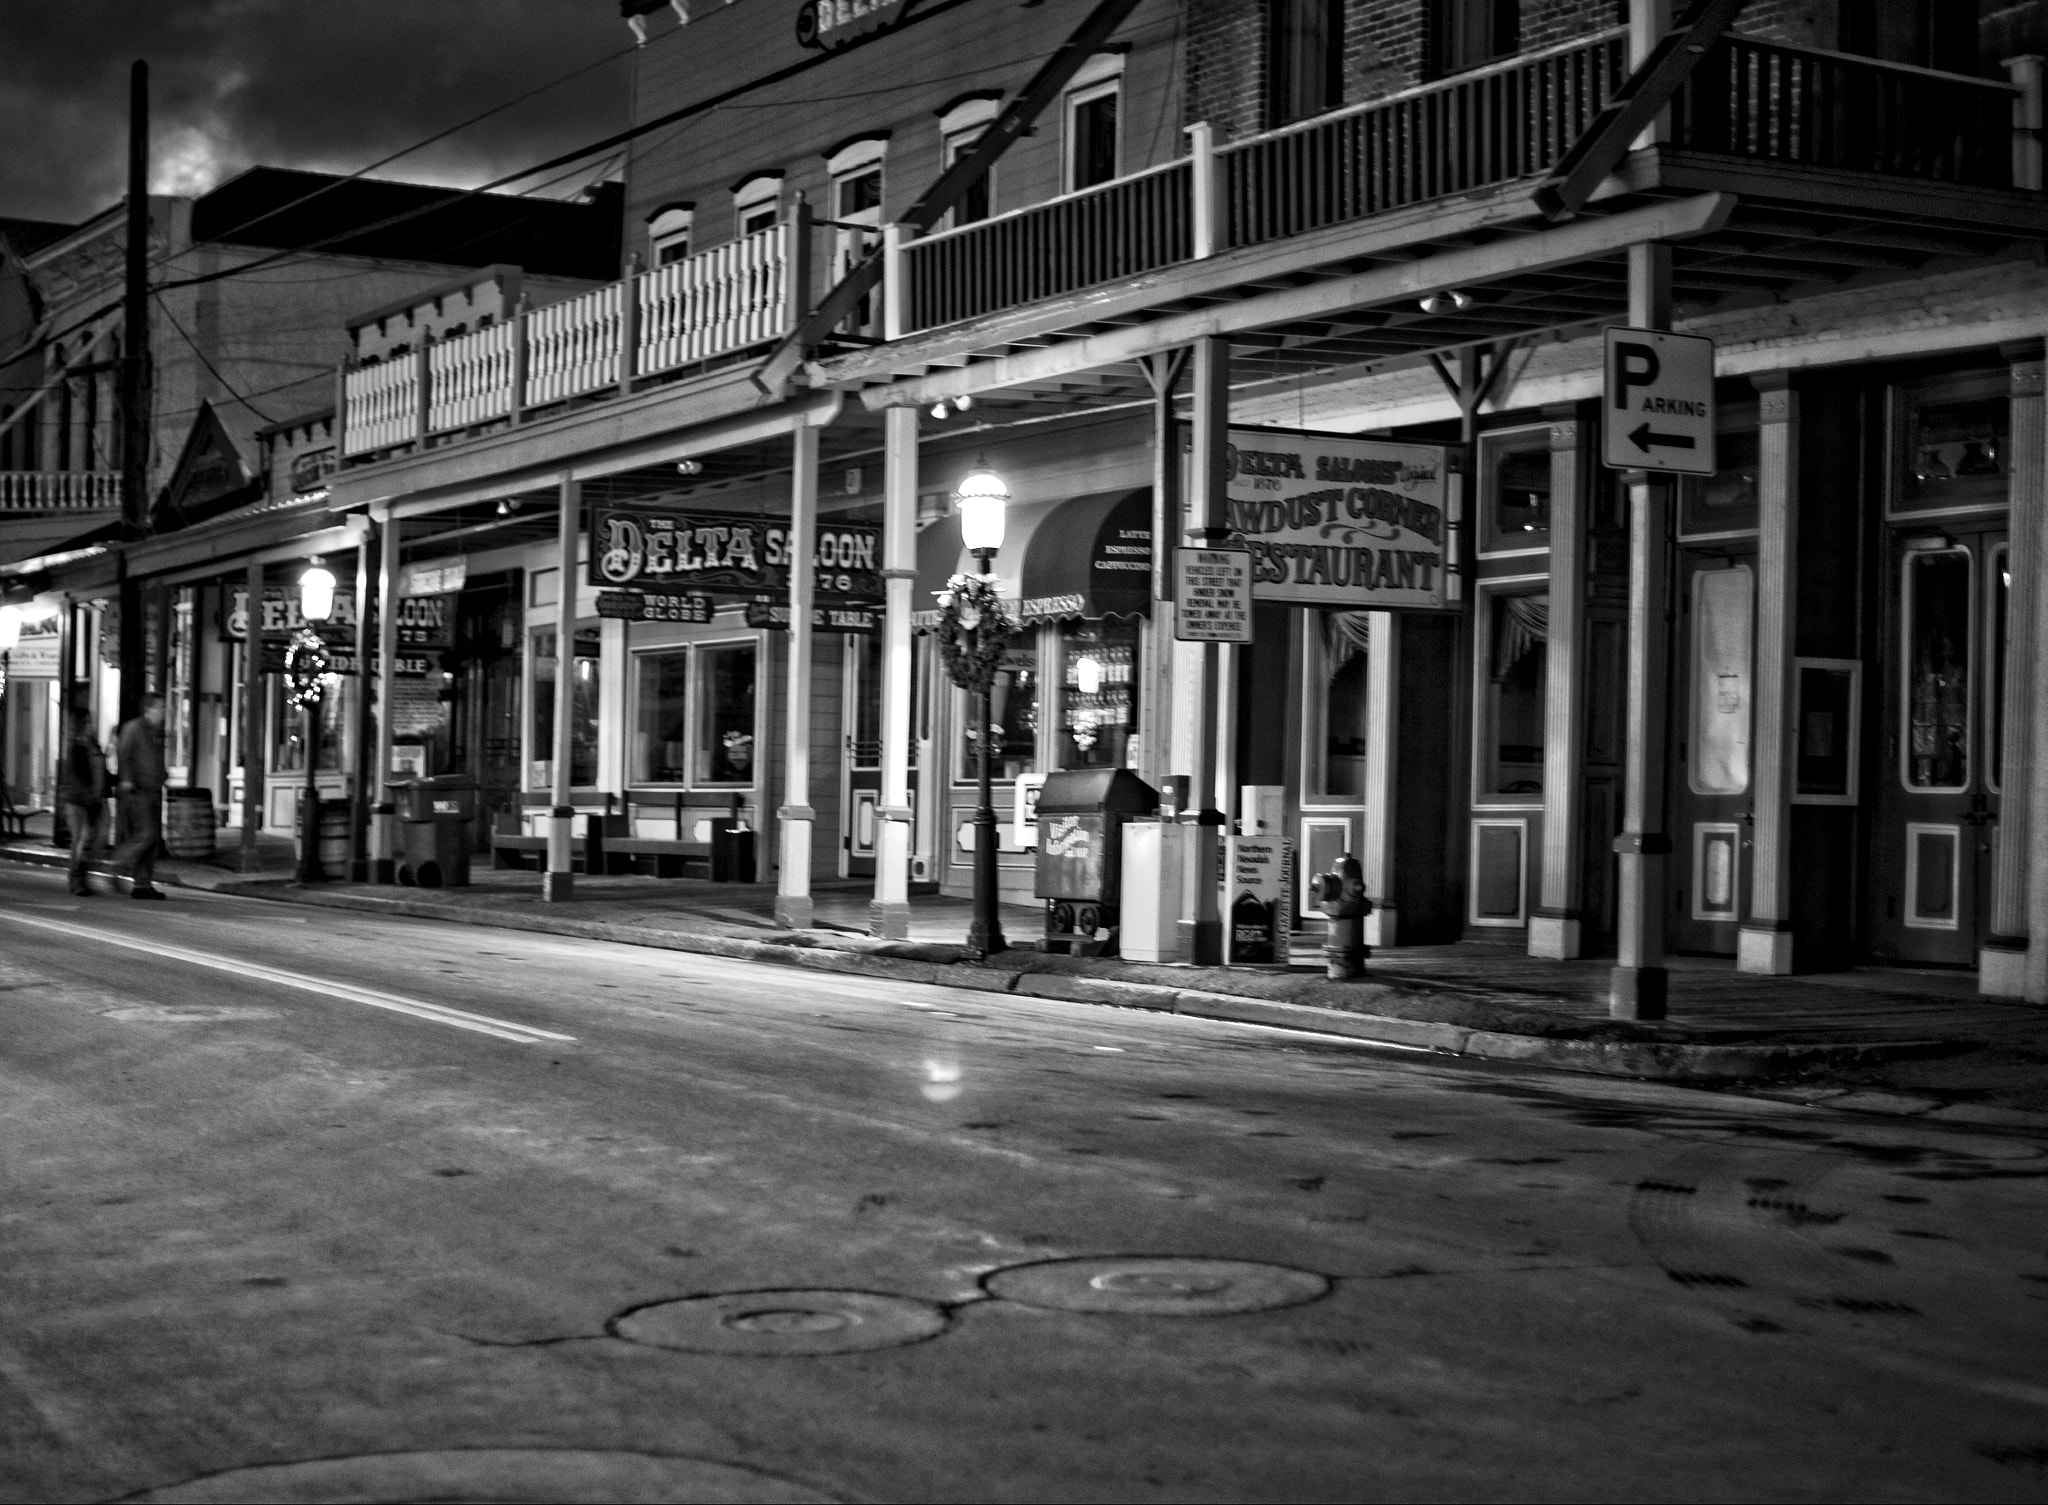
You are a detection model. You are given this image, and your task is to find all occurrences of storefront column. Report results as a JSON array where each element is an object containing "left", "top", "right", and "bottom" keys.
[
  {"left": 370, "top": 510, "right": 401, "bottom": 883},
  {"left": 1179, "top": 336, "right": 1229, "bottom": 965},
  {"left": 1139, "top": 348, "right": 1188, "bottom": 789},
  {"left": 1739, "top": 375, "right": 1799, "bottom": 974},
  {"left": 347, "top": 532, "right": 374, "bottom": 880},
  {"left": 871, "top": 405, "right": 917, "bottom": 939},
  {"left": 1361, "top": 610, "right": 1400, "bottom": 947},
  {"left": 1610, "top": 242, "right": 1673, "bottom": 1020},
  {"left": 1991, "top": 347, "right": 2043, "bottom": 995},
  {"left": 544, "top": 477, "right": 579, "bottom": 902},
  {"left": 239, "top": 560, "right": 266, "bottom": 871},
  {"left": 1531, "top": 406, "right": 1587, "bottom": 959},
  {"left": 777, "top": 423, "right": 820, "bottom": 929}
]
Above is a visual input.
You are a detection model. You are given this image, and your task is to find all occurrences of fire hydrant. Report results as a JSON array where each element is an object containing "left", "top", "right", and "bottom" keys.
[{"left": 1314, "top": 852, "right": 1373, "bottom": 980}]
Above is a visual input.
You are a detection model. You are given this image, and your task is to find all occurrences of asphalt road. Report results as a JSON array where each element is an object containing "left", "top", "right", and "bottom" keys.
[{"left": 2, "top": 863, "right": 2045, "bottom": 1504}]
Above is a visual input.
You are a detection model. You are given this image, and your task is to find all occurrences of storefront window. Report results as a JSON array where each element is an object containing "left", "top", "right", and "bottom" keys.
[
  {"left": 1309, "top": 611, "right": 1370, "bottom": 799},
  {"left": 1480, "top": 429, "right": 1551, "bottom": 553},
  {"left": 1058, "top": 620, "right": 1138, "bottom": 768},
  {"left": 1903, "top": 549, "right": 1971, "bottom": 790},
  {"left": 696, "top": 642, "right": 757, "bottom": 784},
  {"left": 960, "top": 631, "right": 1037, "bottom": 781},
  {"left": 272, "top": 677, "right": 344, "bottom": 773},
  {"left": 167, "top": 592, "right": 193, "bottom": 771},
  {"left": 1482, "top": 592, "right": 1547, "bottom": 795},
  {"left": 1681, "top": 423, "right": 1760, "bottom": 536},
  {"left": 634, "top": 650, "right": 690, "bottom": 783},
  {"left": 1902, "top": 393, "right": 2007, "bottom": 512},
  {"left": 531, "top": 627, "right": 600, "bottom": 787},
  {"left": 1690, "top": 566, "right": 1754, "bottom": 795}
]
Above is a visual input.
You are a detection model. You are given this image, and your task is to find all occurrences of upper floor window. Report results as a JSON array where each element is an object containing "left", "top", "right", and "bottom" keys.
[
  {"left": 1064, "top": 53, "right": 1124, "bottom": 192},
  {"left": 645, "top": 203, "right": 694, "bottom": 266},
  {"left": 825, "top": 135, "right": 889, "bottom": 336},
  {"left": 1432, "top": 0, "right": 1518, "bottom": 78},
  {"left": 938, "top": 94, "right": 1001, "bottom": 227},
  {"left": 1267, "top": 0, "right": 1343, "bottom": 127},
  {"left": 732, "top": 171, "right": 784, "bottom": 237}
]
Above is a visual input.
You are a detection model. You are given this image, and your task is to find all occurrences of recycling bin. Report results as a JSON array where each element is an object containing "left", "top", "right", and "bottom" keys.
[
  {"left": 395, "top": 775, "right": 477, "bottom": 888},
  {"left": 1033, "top": 768, "right": 1157, "bottom": 956}
]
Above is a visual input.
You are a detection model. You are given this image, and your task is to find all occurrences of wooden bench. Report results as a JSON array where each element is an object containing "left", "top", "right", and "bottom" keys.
[
  {"left": 490, "top": 793, "right": 618, "bottom": 873},
  {"left": 603, "top": 790, "right": 742, "bottom": 878}
]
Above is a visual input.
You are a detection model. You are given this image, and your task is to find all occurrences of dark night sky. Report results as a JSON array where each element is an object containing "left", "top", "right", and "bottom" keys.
[{"left": 0, "top": 2, "right": 635, "bottom": 228}]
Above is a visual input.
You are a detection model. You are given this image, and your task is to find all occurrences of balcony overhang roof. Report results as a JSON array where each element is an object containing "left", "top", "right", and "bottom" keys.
[{"left": 816, "top": 152, "right": 2048, "bottom": 418}]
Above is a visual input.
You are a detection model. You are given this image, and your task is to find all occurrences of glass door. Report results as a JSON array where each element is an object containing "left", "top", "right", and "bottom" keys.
[
  {"left": 1866, "top": 526, "right": 2006, "bottom": 966},
  {"left": 842, "top": 633, "right": 883, "bottom": 876}
]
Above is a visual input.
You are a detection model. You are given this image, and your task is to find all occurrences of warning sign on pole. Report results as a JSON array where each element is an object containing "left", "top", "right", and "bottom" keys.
[
  {"left": 1602, "top": 327, "right": 1716, "bottom": 475},
  {"left": 1174, "top": 547, "right": 1254, "bottom": 642}
]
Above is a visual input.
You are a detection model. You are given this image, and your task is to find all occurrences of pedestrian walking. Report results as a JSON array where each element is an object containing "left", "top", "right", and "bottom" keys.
[
  {"left": 112, "top": 692, "right": 168, "bottom": 900},
  {"left": 57, "top": 705, "right": 110, "bottom": 897}
]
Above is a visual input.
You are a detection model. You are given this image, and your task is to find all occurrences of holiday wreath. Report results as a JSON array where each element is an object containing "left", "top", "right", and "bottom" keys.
[
  {"left": 933, "top": 571, "right": 1012, "bottom": 690},
  {"left": 284, "top": 627, "right": 331, "bottom": 710}
]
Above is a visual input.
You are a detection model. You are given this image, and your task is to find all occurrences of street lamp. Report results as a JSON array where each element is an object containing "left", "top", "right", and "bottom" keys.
[
  {"left": 950, "top": 456, "right": 1009, "bottom": 957},
  {"left": 291, "top": 562, "right": 337, "bottom": 883}
]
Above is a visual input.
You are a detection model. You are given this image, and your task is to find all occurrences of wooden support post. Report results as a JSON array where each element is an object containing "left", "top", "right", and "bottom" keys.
[
  {"left": 777, "top": 422, "right": 820, "bottom": 929},
  {"left": 1180, "top": 335, "right": 1229, "bottom": 966},
  {"left": 1987, "top": 347, "right": 2042, "bottom": 995},
  {"left": 240, "top": 560, "right": 266, "bottom": 871},
  {"left": 1531, "top": 405, "right": 1588, "bottom": 959},
  {"left": 871, "top": 405, "right": 918, "bottom": 939},
  {"left": 1738, "top": 374, "right": 1798, "bottom": 975},
  {"left": 372, "top": 511, "right": 401, "bottom": 883},
  {"left": 1137, "top": 348, "right": 1187, "bottom": 790},
  {"left": 413, "top": 341, "right": 432, "bottom": 448},
  {"left": 348, "top": 532, "right": 374, "bottom": 880},
  {"left": 1610, "top": 242, "right": 1673, "bottom": 1020},
  {"left": 2007, "top": 55, "right": 2044, "bottom": 191},
  {"left": 1187, "top": 122, "right": 1219, "bottom": 260},
  {"left": 544, "top": 477, "right": 579, "bottom": 902},
  {"left": 1361, "top": 610, "right": 1400, "bottom": 947},
  {"left": 617, "top": 255, "right": 642, "bottom": 396}
]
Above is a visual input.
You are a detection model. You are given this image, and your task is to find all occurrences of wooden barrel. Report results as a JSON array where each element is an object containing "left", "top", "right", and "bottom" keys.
[
  {"left": 317, "top": 802, "right": 352, "bottom": 879},
  {"left": 163, "top": 788, "right": 217, "bottom": 860}
]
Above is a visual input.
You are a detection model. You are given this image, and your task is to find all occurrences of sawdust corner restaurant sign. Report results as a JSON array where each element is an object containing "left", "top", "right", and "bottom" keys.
[
  {"left": 1223, "top": 426, "right": 1456, "bottom": 614},
  {"left": 589, "top": 506, "right": 883, "bottom": 611},
  {"left": 795, "top": 0, "right": 912, "bottom": 49}
]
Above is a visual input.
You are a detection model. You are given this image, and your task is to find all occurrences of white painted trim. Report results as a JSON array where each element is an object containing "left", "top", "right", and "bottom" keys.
[
  {"left": 1468, "top": 817, "right": 1529, "bottom": 927},
  {"left": 1903, "top": 820, "right": 1964, "bottom": 930},
  {"left": 1298, "top": 814, "right": 1353, "bottom": 917},
  {"left": 826, "top": 137, "right": 888, "bottom": 178},
  {"left": 938, "top": 97, "right": 1000, "bottom": 137},
  {"left": 1790, "top": 656, "right": 1862, "bottom": 806},
  {"left": 1690, "top": 821, "right": 1744, "bottom": 922},
  {"left": 1067, "top": 50, "right": 1126, "bottom": 91}
]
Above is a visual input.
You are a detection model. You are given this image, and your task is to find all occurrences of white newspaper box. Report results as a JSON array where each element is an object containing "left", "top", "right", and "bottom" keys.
[{"left": 1119, "top": 820, "right": 1190, "bottom": 964}]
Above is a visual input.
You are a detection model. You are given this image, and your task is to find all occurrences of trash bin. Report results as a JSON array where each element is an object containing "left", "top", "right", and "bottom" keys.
[
  {"left": 1118, "top": 819, "right": 1193, "bottom": 963},
  {"left": 711, "top": 822, "right": 756, "bottom": 882},
  {"left": 1033, "top": 768, "right": 1157, "bottom": 956},
  {"left": 394, "top": 775, "right": 478, "bottom": 888}
]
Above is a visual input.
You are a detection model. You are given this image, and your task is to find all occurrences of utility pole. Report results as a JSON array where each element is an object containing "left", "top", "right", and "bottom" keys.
[{"left": 116, "top": 59, "right": 151, "bottom": 724}]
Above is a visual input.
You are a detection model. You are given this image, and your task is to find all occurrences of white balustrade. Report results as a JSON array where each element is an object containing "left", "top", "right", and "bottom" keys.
[
  {"left": 0, "top": 472, "right": 122, "bottom": 510},
  {"left": 526, "top": 283, "right": 623, "bottom": 407},
  {"left": 638, "top": 224, "right": 790, "bottom": 375},
  {"left": 427, "top": 322, "right": 516, "bottom": 434},
  {"left": 342, "top": 356, "right": 420, "bottom": 456}
]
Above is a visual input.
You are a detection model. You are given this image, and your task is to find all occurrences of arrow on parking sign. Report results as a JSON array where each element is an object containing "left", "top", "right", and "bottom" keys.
[{"left": 1628, "top": 422, "right": 1697, "bottom": 454}]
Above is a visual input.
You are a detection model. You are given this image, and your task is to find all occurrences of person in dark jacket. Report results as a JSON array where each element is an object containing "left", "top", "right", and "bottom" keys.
[
  {"left": 113, "top": 692, "right": 167, "bottom": 900},
  {"left": 57, "top": 705, "right": 109, "bottom": 896}
]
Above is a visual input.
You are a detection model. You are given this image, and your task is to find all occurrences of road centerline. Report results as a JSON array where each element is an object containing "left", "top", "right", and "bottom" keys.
[{"left": 0, "top": 909, "right": 575, "bottom": 1046}]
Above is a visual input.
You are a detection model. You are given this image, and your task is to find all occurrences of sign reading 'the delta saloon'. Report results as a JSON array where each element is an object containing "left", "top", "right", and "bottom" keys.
[
  {"left": 589, "top": 507, "right": 883, "bottom": 604},
  {"left": 1222, "top": 427, "right": 1454, "bottom": 614}
]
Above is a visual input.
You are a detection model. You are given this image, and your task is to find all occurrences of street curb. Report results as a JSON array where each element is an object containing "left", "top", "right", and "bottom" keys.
[{"left": 155, "top": 875, "right": 1960, "bottom": 1086}]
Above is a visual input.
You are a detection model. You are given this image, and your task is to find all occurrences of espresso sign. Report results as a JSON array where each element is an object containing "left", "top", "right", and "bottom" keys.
[
  {"left": 590, "top": 507, "right": 883, "bottom": 604},
  {"left": 1223, "top": 427, "right": 1454, "bottom": 613}
]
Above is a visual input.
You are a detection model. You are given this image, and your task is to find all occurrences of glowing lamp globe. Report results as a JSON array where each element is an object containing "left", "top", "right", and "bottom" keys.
[
  {"left": 955, "top": 460, "right": 1009, "bottom": 553},
  {"left": 299, "top": 564, "right": 337, "bottom": 624}
]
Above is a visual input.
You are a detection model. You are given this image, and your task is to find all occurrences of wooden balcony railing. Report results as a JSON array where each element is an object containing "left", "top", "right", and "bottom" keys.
[
  {"left": 342, "top": 222, "right": 799, "bottom": 458},
  {"left": 0, "top": 472, "right": 122, "bottom": 511},
  {"left": 1222, "top": 29, "right": 1627, "bottom": 250},
  {"left": 1671, "top": 36, "right": 2020, "bottom": 187},
  {"left": 902, "top": 159, "right": 1194, "bottom": 332}
]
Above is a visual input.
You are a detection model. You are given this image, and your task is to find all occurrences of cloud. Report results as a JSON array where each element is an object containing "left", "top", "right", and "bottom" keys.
[{"left": 0, "top": 1, "right": 633, "bottom": 224}]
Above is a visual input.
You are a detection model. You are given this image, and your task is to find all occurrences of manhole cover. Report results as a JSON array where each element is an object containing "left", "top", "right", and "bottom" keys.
[
  {"left": 101, "top": 1005, "right": 278, "bottom": 1024},
  {"left": 612, "top": 1289, "right": 949, "bottom": 1355},
  {"left": 124, "top": 1448, "right": 837, "bottom": 1503},
  {"left": 983, "top": 1257, "right": 1330, "bottom": 1316}
]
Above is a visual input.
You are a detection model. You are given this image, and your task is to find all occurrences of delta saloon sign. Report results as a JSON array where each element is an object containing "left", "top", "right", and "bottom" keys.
[
  {"left": 795, "top": 0, "right": 912, "bottom": 49},
  {"left": 1223, "top": 427, "right": 1454, "bottom": 614},
  {"left": 590, "top": 506, "right": 883, "bottom": 605}
]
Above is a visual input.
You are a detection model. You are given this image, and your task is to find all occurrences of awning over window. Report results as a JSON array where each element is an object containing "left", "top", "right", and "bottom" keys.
[{"left": 911, "top": 487, "right": 1152, "bottom": 629}]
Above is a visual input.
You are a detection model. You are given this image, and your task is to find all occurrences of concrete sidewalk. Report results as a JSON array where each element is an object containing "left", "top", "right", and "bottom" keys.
[{"left": 6, "top": 823, "right": 2044, "bottom": 1114}]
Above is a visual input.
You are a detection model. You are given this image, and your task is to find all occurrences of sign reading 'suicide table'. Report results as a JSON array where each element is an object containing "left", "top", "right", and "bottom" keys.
[
  {"left": 1221, "top": 426, "right": 1455, "bottom": 614},
  {"left": 590, "top": 507, "right": 883, "bottom": 604}
]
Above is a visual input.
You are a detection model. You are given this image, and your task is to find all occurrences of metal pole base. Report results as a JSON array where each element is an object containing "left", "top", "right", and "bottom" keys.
[
  {"left": 1608, "top": 965, "right": 1668, "bottom": 1020},
  {"left": 541, "top": 871, "right": 574, "bottom": 903},
  {"left": 295, "top": 794, "right": 325, "bottom": 885}
]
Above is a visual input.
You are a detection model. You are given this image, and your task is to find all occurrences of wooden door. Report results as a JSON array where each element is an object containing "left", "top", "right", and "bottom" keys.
[
  {"left": 1671, "top": 552, "right": 1757, "bottom": 955},
  {"left": 1866, "top": 525, "right": 2006, "bottom": 965}
]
